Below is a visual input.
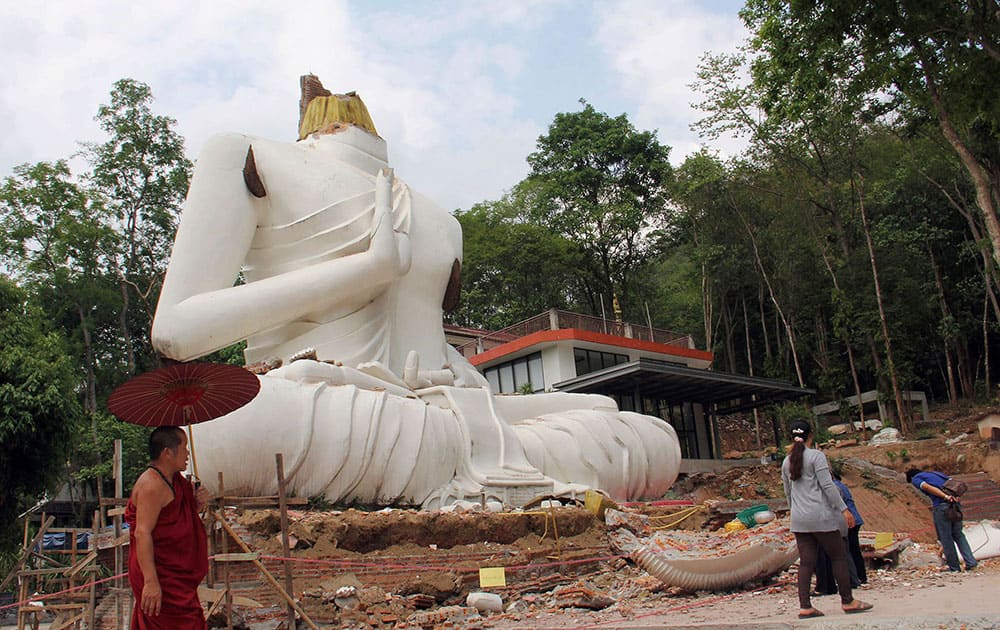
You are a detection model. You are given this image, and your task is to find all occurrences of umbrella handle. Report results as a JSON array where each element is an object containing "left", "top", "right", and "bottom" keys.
[{"left": 186, "top": 424, "right": 201, "bottom": 484}]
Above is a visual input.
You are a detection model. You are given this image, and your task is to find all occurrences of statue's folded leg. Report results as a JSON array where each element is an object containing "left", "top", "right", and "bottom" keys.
[
  {"left": 191, "top": 366, "right": 679, "bottom": 508},
  {"left": 512, "top": 409, "right": 682, "bottom": 502},
  {"left": 190, "top": 369, "right": 464, "bottom": 505}
]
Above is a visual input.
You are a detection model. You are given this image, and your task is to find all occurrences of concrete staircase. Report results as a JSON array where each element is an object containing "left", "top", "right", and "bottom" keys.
[{"left": 953, "top": 472, "right": 1000, "bottom": 521}]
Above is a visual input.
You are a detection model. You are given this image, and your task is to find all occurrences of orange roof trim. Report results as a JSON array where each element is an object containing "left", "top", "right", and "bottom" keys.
[{"left": 468, "top": 328, "right": 714, "bottom": 366}]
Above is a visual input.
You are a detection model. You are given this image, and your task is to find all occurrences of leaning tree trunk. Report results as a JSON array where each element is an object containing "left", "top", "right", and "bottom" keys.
[
  {"left": 758, "top": 285, "right": 772, "bottom": 362},
  {"left": 742, "top": 297, "right": 763, "bottom": 450},
  {"left": 702, "top": 261, "right": 714, "bottom": 356},
  {"left": 738, "top": 212, "right": 805, "bottom": 387},
  {"left": 929, "top": 246, "right": 960, "bottom": 403},
  {"left": 818, "top": 245, "right": 868, "bottom": 440},
  {"left": 721, "top": 298, "right": 737, "bottom": 373},
  {"left": 920, "top": 51, "right": 1000, "bottom": 272},
  {"left": 856, "top": 174, "right": 911, "bottom": 434},
  {"left": 956, "top": 343, "right": 975, "bottom": 399}
]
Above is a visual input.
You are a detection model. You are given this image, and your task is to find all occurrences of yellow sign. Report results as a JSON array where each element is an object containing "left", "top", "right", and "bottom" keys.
[
  {"left": 874, "top": 532, "right": 893, "bottom": 550},
  {"left": 479, "top": 567, "right": 507, "bottom": 588}
]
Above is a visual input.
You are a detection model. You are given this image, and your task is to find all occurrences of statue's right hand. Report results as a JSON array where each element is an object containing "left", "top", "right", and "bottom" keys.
[
  {"left": 141, "top": 580, "right": 162, "bottom": 616},
  {"left": 370, "top": 168, "right": 410, "bottom": 277}
]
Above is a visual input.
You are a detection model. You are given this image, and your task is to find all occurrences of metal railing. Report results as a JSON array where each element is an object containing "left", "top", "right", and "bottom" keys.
[{"left": 455, "top": 309, "right": 694, "bottom": 356}]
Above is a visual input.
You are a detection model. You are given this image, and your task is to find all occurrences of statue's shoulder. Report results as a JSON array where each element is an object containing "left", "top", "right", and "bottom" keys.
[
  {"left": 409, "top": 187, "right": 462, "bottom": 236},
  {"left": 195, "top": 132, "right": 255, "bottom": 166},
  {"left": 197, "top": 133, "right": 298, "bottom": 161}
]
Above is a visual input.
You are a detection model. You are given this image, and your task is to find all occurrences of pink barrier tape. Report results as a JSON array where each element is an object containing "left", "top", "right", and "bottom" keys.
[
  {"left": 0, "top": 572, "right": 126, "bottom": 611},
  {"left": 619, "top": 499, "right": 695, "bottom": 507}
]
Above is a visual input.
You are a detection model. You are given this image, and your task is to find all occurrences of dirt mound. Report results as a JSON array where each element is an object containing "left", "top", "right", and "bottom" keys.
[
  {"left": 237, "top": 506, "right": 602, "bottom": 554},
  {"left": 705, "top": 409, "right": 1000, "bottom": 543}
]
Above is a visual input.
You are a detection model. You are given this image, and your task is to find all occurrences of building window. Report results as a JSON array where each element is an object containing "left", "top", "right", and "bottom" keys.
[
  {"left": 573, "top": 347, "right": 628, "bottom": 377},
  {"left": 484, "top": 352, "right": 545, "bottom": 394}
]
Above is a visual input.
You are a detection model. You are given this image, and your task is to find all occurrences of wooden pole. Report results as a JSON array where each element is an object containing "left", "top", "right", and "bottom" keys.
[
  {"left": 275, "top": 453, "right": 296, "bottom": 629},
  {"left": 211, "top": 513, "right": 319, "bottom": 630},
  {"left": 219, "top": 472, "right": 233, "bottom": 630},
  {"left": 2, "top": 516, "right": 55, "bottom": 592},
  {"left": 89, "top": 510, "right": 99, "bottom": 629},
  {"left": 113, "top": 439, "right": 125, "bottom": 629},
  {"left": 14, "top": 516, "right": 54, "bottom": 630}
]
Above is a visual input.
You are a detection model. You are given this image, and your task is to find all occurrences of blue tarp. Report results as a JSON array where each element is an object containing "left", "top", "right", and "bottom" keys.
[{"left": 39, "top": 532, "right": 90, "bottom": 551}]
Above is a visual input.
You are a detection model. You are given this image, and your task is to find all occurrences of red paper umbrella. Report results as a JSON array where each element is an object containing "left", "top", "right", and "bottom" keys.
[
  {"left": 108, "top": 362, "right": 261, "bottom": 427},
  {"left": 108, "top": 362, "right": 261, "bottom": 481}
]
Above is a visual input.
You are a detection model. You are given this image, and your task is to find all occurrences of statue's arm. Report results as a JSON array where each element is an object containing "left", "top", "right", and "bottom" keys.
[{"left": 152, "top": 134, "right": 404, "bottom": 361}]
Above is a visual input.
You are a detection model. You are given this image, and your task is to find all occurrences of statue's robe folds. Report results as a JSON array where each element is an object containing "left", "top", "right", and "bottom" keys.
[
  {"left": 125, "top": 473, "right": 208, "bottom": 630},
  {"left": 190, "top": 360, "right": 682, "bottom": 507}
]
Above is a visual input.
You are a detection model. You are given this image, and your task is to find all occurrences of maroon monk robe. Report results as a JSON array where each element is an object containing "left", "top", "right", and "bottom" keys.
[{"left": 125, "top": 472, "right": 208, "bottom": 630}]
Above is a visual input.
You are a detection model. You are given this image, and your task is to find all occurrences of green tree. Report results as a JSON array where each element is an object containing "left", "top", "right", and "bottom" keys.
[
  {"left": 1, "top": 79, "right": 193, "bottom": 512},
  {"left": 84, "top": 78, "right": 192, "bottom": 376},
  {"left": 521, "top": 102, "right": 674, "bottom": 318},
  {"left": 0, "top": 277, "right": 82, "bottom": 552},
  {"left": 0, "top": 160, "right": 119, "bottom": 416},
  {"left": 0, "top": 160, "right": 124, "bottom": 503},
  {"left": 741, "top": 0, "right": 1000, "bottom": 271},
  {"left": 452, "top": 195, "right": 584, "bottom": 330}
]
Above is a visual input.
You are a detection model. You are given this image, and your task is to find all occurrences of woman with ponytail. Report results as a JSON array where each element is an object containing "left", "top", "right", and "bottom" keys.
[{"left": 781, "top": 420, "right": 873, "bottom": 619}]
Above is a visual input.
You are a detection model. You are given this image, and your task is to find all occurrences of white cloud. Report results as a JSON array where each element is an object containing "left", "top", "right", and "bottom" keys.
[
  {"left": 1, "top": 0, "right": 749, "bottom": 210},
  {"left": 594, "top": 0, "right": 750, "bottom": 163}
]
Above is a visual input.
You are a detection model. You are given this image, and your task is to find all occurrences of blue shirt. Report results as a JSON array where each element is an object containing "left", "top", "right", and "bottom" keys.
[
  {"left": 834, "top": 479, "right": 863, "bottom": 527},
  {"left": 911, "top": 471, "right": 951, "bottom": 507}
]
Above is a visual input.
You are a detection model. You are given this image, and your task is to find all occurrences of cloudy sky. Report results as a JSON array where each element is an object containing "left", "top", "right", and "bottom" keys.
[{"left": 1, "top": 0, "right": 749, "bottom": 211}]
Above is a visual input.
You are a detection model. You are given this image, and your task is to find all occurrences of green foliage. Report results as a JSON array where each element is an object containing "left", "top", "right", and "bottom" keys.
[
  {"left": 84, "top": 78, "right": 192, "bottom": 375},
  {"left": 451, "top": 196, "right": 584, "bottom": 329},
  {"left": 0, "top": 277, "right": 82, "bottom": 555},
  {"left": 202, "top": 341, "right": 249, "bottom": 367},
  {"left": 770, "top": 402, "right": 815, "bottom": 445},
  {"left": 683, "top": 3, "right": 1000, "bottom": 410},
  {"left": 0, "top": 79, "right": 190, "bottom": 540},
  {"left": 70, "top": 412, "right": 148, "bottom": 493},
  {"left": 521, "top": 101, "right": 674, "bottom": 315}
]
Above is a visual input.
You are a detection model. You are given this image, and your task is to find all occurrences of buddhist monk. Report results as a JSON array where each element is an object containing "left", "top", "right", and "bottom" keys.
[{"left": 125, "top": 427, "right": 209, "bottom": 629}]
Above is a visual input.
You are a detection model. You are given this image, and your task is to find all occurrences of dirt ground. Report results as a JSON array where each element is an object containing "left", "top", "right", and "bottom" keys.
[
  {"left": 484, "top": 560, "right": 1000, "bottom": 629},
  {"left": 215, "top": 404, "right": 1000, "bottom": 628}
]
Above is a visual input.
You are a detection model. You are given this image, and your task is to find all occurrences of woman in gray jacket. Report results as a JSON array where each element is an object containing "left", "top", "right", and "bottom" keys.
[{"left": 782, "top": 420, "right": 873, "bottom": 619}]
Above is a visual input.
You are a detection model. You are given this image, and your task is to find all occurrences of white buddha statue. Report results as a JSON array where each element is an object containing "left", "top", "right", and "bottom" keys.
[{"left": 151, "top": 75, "right": 681, "bottom": 507}]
